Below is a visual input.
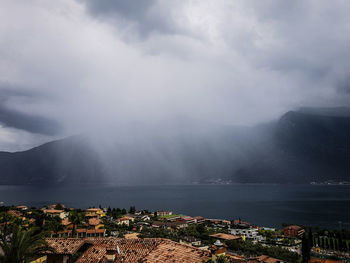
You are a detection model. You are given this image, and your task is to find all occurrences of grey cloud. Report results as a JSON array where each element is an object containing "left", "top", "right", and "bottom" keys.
[
  {"left": 80, "top": 0, "right": 176, "bottom": 37},
  {"left": 0, "top": 86, "right": 61, "bottom": 135}
]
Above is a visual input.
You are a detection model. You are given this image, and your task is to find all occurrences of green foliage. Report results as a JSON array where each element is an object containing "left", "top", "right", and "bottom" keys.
[
  {"left": 0, "top": 225, "right": 53, "bottom": 263},
  {"left": 54, "top": 204, "right": 64, "bottom": 210},
  {"left": 129, "top": 206, "right": 136, "bottom": 214},
  {"left": 226, "top": 239, "right": 299, "bottom": 263},
  {"left": 68, "top": 210, "right": 85, "bottom": 235}
]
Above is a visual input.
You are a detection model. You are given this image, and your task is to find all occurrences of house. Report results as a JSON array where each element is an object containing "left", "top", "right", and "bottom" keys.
[
  {"left": 156, "top": 210, "right": 172, "bottom": 216},
  {"left": 249, "top": 255, "right": 286, "bottom": 263},
  {"left": 44, "top": 238, "right": 117, "bottom": 263},
  {"left": 53, "top": 229, "right": 106, "bottom": 238},
  {"left": 282, "top": 225, "right": 305, "bottom": 237},
  {"left": 193, "top": 216, "right": 206, "bottom": 224},
  {"left": 210, "top": 233, "right": 241, "bottom": 241},
  {"left": 114, "top": 238, "right": 210, "bottom": 262},
  {"left": 182, "top": 216, "right": 196, "bottom": 224},
  {"left": 16, "top": 205, "right": 28, "bottom": 211},
  {"left": 44, "top": 238, "right": 211, "bottom": 263},
  {"left": 229, "top": 227, "right": 262, "bottom": 241},
  {"left": 61, "top": 219, "right": 74, "bottom": 229},
  {"left": 43, "top": 209, "right": 67, "bottom": 219},
  {"left": 210, "top": 239, "right": 228, "bottom": 262},
  {"left": 180, "top": 236, "right": 201, "bottom": 246},
  {"left": 88, "top": 218, "right": 104, "bottom": 230},
  {"left": 140, "top": 215, "right": 150, "bottom": 221},
  {"left": 7, "top": 210, "right": 22, "bottom": 217},
  {"left": 309, "top": 258, "right": 346, "bottom": 263},
  {"left": 116, "top": 216, "right": 130, "bottom": 226},
  {"left": 152, "top": 220, "right": 188, "bottom": 230},
  {"left": 124, "top": 232, "right": 139, "bottom": 239},
  {"left": 85, "top": 208, "right": 106, "bottom": 217}
]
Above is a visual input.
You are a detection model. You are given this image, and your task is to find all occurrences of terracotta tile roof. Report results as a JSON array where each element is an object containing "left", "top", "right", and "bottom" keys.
[
  {"left": 45, "top": 238, "right": 85, "bottom": 255},
  {"left": 76, "top": 245, "right": 107, "bottom": 263},
  {"left": 88, "top": 218, "right": 101, "bottom": 226},
  {"left": 7, "top": 210, "right": 21, "bottom": 217},
  {"left": 61, "top": 219, "right": 72, "bottom": 226},
  {"left": 85, "top": 237, "right": 118, "bottom": 250},
  {"left": 283, "top": 225, "right": 303, "bottom": 230},
  {"left": 210, "top": 233, "right": 241, "bottom": 240},
  {"left": 254, "top": 255, "right": 285, "bottom": 263},
  {"left": 114, "top": 238, "right": 210, "bottom": 263}
]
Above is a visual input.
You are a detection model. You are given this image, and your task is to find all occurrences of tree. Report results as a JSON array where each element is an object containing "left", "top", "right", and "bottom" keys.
[
  {"left": 129, "top": 206, "right": 136, "bottom": 214},
  {"left": 302, "top": 234, "right": 311, "bottom": 263},
  {"left": 46, "top": 219, "right": 64, "bottom": 236},
  {"left": 68, "top": 211, "right": 85, "bottom": 236},
  {"left": 54, "top": 204, "right": 64, "bottom": 210},
  {"left": 0, "top": 225, "right": 53, "bottom": 263}
]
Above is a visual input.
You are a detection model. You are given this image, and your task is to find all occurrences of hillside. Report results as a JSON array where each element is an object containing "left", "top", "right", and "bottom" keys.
[{"left": 0, "top": 108, "right": 350, "bottom": 185}]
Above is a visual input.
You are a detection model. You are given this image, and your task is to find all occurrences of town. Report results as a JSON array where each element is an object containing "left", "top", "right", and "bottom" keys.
[{"left": 0, "top": 204, "right": 349, "bottom": 263}]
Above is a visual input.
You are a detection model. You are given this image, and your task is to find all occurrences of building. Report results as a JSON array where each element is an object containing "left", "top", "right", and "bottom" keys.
[
  {"left": 182, "top": 216, "right": 196, "bottom": 224},
  {"left": 229, "top": 227, "right": 262, "bottom": 241},
  {"left": 16, "top": 205, "right": 28, "bottom": 211},
  {"left": 282, "top": 225, "right": 305, "bottom": 237},
  {"left": 152, "top": 220, "right": 188, "bottom": 230},
  {"left": 249, "top": 255, "right": 286, "bottom": 263},
  {"left": 193, "top": 216, "right": 206, "bottom": 224},
  {"left": 180, "top": 236, "right": 201, "bottom": 246},
  {"left": 210, "top": 233, "right": 241, "bottom": 241},
  {"left": 114, "top": 238, "right": 210, "bottom": 262},
  {"left": 43, "top": 209, "right": 67, "bottom": 219},
  {"left": 88, "top": 218, "right": 104, "bottom": 230},
  {"left": 85, "top": 208, "right": 106, "bottom": 218},
  {"left": 44, "top": 238, "right": 210, "bottom": 263},
  {"left": 116, "top": 216, "right": 130, "bottom": 226},
  {"left": 53, "top": 229, "right": 106, "bottom": 238},
  {"left": 44, "top": 238, "right": 117, "bottom": 263},
  {"left": 156, "top": 210, "right": 172, "bottom": 216}
]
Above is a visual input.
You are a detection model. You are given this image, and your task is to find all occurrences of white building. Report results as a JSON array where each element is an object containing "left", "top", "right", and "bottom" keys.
[{"left": 229, "top": 228, "right": 263, "bottom": 241}]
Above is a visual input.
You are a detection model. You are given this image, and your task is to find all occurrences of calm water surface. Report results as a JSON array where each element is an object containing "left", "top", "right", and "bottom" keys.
[{"left": 0, "top": 184, "right": 349, "bottom": 228}]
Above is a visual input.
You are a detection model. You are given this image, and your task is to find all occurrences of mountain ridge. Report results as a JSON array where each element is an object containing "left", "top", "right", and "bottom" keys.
[{"left": 1, "top": 107, "right": 350, "bottom": 185}]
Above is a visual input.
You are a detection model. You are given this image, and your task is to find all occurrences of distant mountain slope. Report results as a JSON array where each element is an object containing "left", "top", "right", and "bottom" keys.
[
  {"left": 1, "top": 108, "right": 350, "bottom": 185},
  {"left": 234, "top": 109, "right": 350, "bottom": 183},
  {"left": 0, "top": 136, "right": 106, "bottom": 185}
]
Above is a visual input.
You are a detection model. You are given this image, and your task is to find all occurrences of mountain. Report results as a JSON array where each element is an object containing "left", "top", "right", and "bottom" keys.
[
  {"left": 233, "top": 108, "right": 350, "bottom": 183},
  {"left": 1, "top": 108, "right": 350, "bottom": 185}
]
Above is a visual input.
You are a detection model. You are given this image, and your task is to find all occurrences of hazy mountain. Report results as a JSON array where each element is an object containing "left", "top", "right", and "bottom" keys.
[{"left": 1, "top": 108, "right": 350, "bottom": 185}]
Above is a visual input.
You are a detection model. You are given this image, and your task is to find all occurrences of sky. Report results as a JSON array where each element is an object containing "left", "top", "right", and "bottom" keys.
[{"left": 0, "top": 0, "right": 350, "bottom": 151}]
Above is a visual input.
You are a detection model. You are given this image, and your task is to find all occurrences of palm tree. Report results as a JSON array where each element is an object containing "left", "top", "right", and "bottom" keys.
[
  {"left": 47, "top": 219, "right": 64, "bottom": 237},
  {"left": 0, "top": 225, "right": 54, "bottom": 263},
  {"left": 68, "top": 211, "right": 85, "bottom": 237}
]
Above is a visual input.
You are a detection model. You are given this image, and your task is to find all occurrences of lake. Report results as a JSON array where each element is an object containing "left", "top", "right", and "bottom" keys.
[{"left": 0, "top": 184, "right": 349, "bottom": 228}]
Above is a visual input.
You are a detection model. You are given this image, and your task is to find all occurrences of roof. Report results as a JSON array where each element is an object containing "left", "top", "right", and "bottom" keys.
[
  {"left": 61, "top": 219, "right": 72, "bottom": 226},
  {"left": 75, "top": 245, "right": 107, "bottom": 263},
  {"left": 44, "top": 209, "right": 64, "bottom": 214},
  {"left": 86, "top": 208, "right": 103, "bottom": 212},
  {"left": 45, "top": 238, "right": 85, "bottom": 255},
  {"left": 116, "top": 217, "right": 130, "bottom": 221},
  {"left": 88, "top": 218, "right": 102, "bottom": 226},
  {"left": 210, "top": 233, "right": 241, "bottom": 240},
  {"left": 254, "top": 255, "right": 286, "bottom": 263},
  {"left": 283, "top": 225, "right": 303, "bottom": 231},
  {"left": 114, "top": 238, "right": 210, "bottom": 263},
  {"left": 45, "top": 238, "right": 210, "bottom": 262}
]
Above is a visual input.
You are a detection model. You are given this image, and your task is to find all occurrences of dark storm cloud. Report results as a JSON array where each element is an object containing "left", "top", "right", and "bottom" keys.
[
  {"left": 0, "top": 87, "right": 60, "bottom": 135},
  {"left": 1, "top": 0, "right": 350, "bottom": 151},
  {"left": 80, "top": 0, "right": 176, "bottom": 37}
]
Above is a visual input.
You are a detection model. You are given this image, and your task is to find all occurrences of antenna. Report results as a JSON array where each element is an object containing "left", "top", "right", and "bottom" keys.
[{"left": 116, "top": 245, "right": 120, "bottom": 255}]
